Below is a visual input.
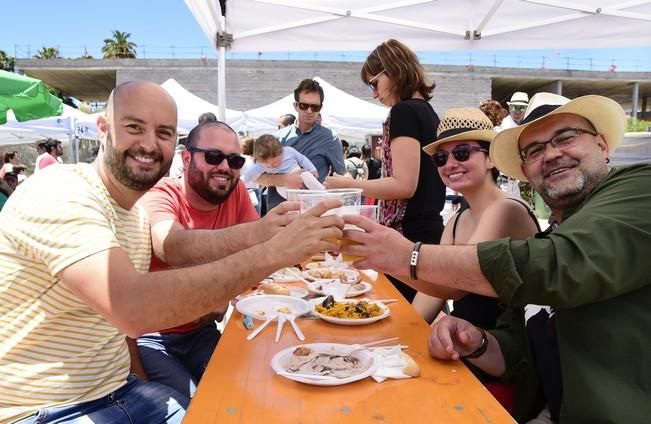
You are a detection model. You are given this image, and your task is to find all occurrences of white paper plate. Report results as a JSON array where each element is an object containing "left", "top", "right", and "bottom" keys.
[
  {"left": 307, "top": 281, "right": 371, "bottom": 298},
  {"left": 236, "top": 295, "right": 310, "bottom": 320},
  {"left": 271, "top": 343, "right": 377, "bottom": 386},
  {"left": 256, "top": 285, "right": 309, "bottom": 299},
  {"left": 312, "top": 300, "right": 391, "bottom": 326},
  {"left": 304, "top": 268, "right": 361, "bottom": 284}
]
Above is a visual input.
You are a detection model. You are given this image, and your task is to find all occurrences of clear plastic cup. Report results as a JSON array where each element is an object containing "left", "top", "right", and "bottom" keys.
[
  {"left": 298, "top": 189, "right": 363, "bottom": 214},
  {"left": 341, "top": 204, "right": 379, "bottom": 263}
]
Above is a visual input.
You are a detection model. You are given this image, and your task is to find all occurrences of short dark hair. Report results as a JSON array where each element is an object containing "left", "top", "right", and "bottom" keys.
[
  {"left": 280, "top": 114, "right": 296, "bottom": 127},
  {"left": 3, "top": 151, "right": 18, "bottom": 163},
  {"left": 361, "top": 144, "right": 372, "bottom": 160},
  {"left": 253, "top": 134, "right": 282, "bottom": 162},
  {"left": 198, "top": 112, "right": 218, "bottom": 124},
  {"left": 44, "top": 138, "right": 59, "bottom": 153},
  {"left": 294, "top": 79, "right": 324, "bottom": 104},
  {"left": 186, "top": 120, "right": 236, "bottom": 149}
]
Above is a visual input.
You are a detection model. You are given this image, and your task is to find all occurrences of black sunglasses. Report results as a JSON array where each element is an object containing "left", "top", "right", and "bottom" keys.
[
  {"left": 296, "top": 102, "right": 322, "bottom": 112},
  {"left": 432, "top": 145, "right": 488, "bottom": 167},
  {"left": 187, "top": 147, "right": 246, "bottom": 169}
]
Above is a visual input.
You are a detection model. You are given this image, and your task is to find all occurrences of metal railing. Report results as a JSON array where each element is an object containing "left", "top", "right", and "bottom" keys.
[{"left": 12, "top": 44, "right": 651, "bottom": 73}]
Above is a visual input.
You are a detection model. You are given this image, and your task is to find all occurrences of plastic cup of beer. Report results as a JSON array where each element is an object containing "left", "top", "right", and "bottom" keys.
[{"left": 341, "top": 204, "right": 379, "bottom": 263}]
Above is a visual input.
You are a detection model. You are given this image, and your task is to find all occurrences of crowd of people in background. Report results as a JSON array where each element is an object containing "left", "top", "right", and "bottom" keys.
[{"left": 1, "top": 36, "right": 649, "bottom": 424}]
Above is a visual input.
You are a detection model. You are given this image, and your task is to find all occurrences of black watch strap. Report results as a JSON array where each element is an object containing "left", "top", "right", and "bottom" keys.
[
  {"left": 463, "top": 328, "right": 488, "bottom": 359},
  {"left": 409, "top": 242, "right": 422, "bottom": 280}
]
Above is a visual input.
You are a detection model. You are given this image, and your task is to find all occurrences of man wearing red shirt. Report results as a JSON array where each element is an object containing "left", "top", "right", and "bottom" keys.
[{"left": 137, "top": 120, "right": 291, "bottom": 397}]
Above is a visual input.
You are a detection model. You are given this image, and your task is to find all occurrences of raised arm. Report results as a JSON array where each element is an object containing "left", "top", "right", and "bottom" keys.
[
  {"left": 60, "top": 200, "right": 344, "bottom": 338},
  {"left": 325, "top": 136, "right": 420, "bottom": 200}
]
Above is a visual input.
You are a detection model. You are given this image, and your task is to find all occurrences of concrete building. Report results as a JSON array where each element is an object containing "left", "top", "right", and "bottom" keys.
[{"left": 16, "top": 58, "right": 651, "bottom": 118}]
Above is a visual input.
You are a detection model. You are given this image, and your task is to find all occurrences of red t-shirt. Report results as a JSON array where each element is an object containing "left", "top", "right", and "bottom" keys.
[
  {"left": 140, "top": 177, "right": 259, "bottom": 333},
  {"left": 38, "top": 154, "right": 57, "bottom": 170}
]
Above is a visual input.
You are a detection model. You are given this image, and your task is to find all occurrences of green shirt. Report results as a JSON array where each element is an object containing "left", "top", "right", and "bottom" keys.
[{"left": 478, "top": 164, "right": 651, "bottom": 423}]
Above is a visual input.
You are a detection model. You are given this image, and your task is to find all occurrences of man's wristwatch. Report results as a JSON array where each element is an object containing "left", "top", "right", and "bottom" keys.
[
  {"left": 462, "top": 328, "right": 488, "bottom": 359},
  {"left": 409, "top": 242, "right": 422, "bottom": 280}
]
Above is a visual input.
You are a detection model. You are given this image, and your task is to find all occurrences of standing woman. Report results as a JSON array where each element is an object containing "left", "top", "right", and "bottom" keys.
[{"left": 326, "top": 39, "right": 445, "bottom": 301}]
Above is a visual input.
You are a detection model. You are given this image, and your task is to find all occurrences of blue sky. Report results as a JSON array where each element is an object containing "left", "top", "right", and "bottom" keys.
[{"left": 1, "top": 0, "right": 649, "bottom": 71}]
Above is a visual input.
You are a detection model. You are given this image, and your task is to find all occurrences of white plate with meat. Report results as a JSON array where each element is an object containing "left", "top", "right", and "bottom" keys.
[{"left": 271, "top": 343, "right": 378, "bottom": 386}]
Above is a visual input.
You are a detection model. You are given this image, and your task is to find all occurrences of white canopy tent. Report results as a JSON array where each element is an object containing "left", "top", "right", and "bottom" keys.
[
  {"left": 160, "top": 78, "right": 245, "bottom": 134},
  {"left": 0, "top": 104, "right": 97, "bottom": 146},
  {"left": 185, "top": 0, "right": 651, "bottom": 118},
  {"left": 244, "top": 76, "right": 388, "bottom": 140}
]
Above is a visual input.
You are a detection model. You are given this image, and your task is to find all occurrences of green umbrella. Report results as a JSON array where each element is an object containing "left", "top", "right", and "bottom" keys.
[{"left": 0, "top": 70, "right": 63, "bottom": 125}]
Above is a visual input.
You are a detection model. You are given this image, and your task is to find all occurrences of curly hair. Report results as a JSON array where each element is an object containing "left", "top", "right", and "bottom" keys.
[
  {"left": 479, "top": 100, "right": 508, "bottom": 127},
  {"left": 361, "top": 39, "right": 435, "bottom": 102}
]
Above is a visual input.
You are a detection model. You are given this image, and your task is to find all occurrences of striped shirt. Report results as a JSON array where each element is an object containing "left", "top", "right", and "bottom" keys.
[{"left": 0, "top": 164, "right": 151, "bottom": 422}]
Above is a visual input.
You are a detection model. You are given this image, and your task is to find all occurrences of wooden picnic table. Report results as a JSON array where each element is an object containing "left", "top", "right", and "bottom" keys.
[{"left": 184, "top": 271, "right": 515, "bottom": 423}]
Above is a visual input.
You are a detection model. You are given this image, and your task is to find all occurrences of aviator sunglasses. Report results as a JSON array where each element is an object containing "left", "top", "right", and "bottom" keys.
[
  {"left": 187, "top": 147, "right": 246, "bottom": 169},
  {"left": 296, "top": 102, "right": 322, "bottom": 112},
  {"left": 509, "top": 104, "right": 527, "bottom": 113},
  {"left": 432, "top": 145, "right": 488, "bottom": 167}
]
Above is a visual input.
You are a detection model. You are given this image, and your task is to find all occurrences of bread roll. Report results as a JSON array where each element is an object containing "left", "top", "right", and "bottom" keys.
[
  {"left": 262, "top": 283, "right": 290, "bottom": 296},
  {"left": 401, "top": 352, "right": 420, "bottom": 377}
]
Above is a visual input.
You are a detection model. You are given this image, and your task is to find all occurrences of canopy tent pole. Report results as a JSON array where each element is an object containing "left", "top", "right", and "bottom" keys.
[
  {"left": 217, "top": 14, "right": 229, "bottom": 121},
  {"left": 632, "top": 81, "right": 640, "bottom": 119}
]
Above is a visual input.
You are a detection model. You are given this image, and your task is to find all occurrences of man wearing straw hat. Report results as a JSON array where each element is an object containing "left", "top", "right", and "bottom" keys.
[
  {"left": 343, "top": 93, "right": 651, "bottom": 423},
  {"left": 500, "top": 91, "right": 529, "bottom": 130}
]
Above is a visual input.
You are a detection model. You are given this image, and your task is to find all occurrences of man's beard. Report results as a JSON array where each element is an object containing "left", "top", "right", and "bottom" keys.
[
  {"left": 536, "top": 157, "right": 608, "bottom": 209},
  {"left": 187, "top": 159, "right": 238, "bottom": 204},
  {"left": 103, "top": 132, "right": 171, "bottom": 191}
]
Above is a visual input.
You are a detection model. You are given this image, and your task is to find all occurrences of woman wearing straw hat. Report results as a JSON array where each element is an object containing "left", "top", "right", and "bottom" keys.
[
  {"left": 416, "top": 110, "right": 540, "bottom": 413},
  {"left": 414, "top": 108, "right": 540, "bottom": 329},
  {"left": 325, "top": 39, "right": 446, "bottom": 302}
]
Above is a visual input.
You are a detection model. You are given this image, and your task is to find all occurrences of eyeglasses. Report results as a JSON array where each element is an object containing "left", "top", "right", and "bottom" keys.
[
  {"left": 367, "top": 70, "right": 386, "bottom": 93},
  {"left": 187, "top": 147, "right": 246, "bottom": 169},
  {"left": 509, "top": 105, "right": 527, "bottom": 113},
  {"left": 296, "top": 102, "right": 322, "bottom": 112},
  {"left": 519, "top": 127, "right": 597, "bottom": 164},
  {"left": 432, "top": 145, "right": 488, "bottom": 167}
]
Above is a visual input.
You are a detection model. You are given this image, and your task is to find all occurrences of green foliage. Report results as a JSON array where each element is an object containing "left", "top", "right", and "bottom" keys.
[
  {"left": 102, "top": 30, "right": 137, "bottom": 59},
  {"left": 518, "top": 181, "right": 535, "bottom": 207},
  {"left": 627, "top": 117, "right": 650, "bottom": 132},
  {"left": 33, "top": 46, "right": 60, "bottom": 59},
  {"left": 0, "top": 50, "right": 15, "bottom": 71}
]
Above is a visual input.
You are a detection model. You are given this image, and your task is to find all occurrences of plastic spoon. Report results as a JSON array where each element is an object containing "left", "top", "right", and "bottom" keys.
[{"left": 275, "top": 313, "right": 287, "bottom": 343}]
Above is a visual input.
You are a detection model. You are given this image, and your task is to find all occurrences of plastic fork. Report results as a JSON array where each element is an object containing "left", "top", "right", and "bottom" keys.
[
  {"left": 285, "top": 314, "right": 305, "bottom": 341},
  {"left": 246, "top": 315, "right": 276, "bottom": 341}
]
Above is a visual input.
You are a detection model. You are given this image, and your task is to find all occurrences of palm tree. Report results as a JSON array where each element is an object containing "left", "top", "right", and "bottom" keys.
[
  {"left": 0, "top": 50, "right": 14, "bottom": 70},
  {"left": 33, "top": 47, "right": 60, "bottom": 59},
  {"left": 102, "top": 30, "right": 137, "bottom": 59}
]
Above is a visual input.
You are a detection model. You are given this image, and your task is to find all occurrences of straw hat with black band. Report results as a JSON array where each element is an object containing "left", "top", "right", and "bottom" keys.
[
  {"left": 490, "top": 93, "right": 627, "bottom": 182},
  {"left": 423, "top": 107, "right": 497, "bottom": 155}
]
